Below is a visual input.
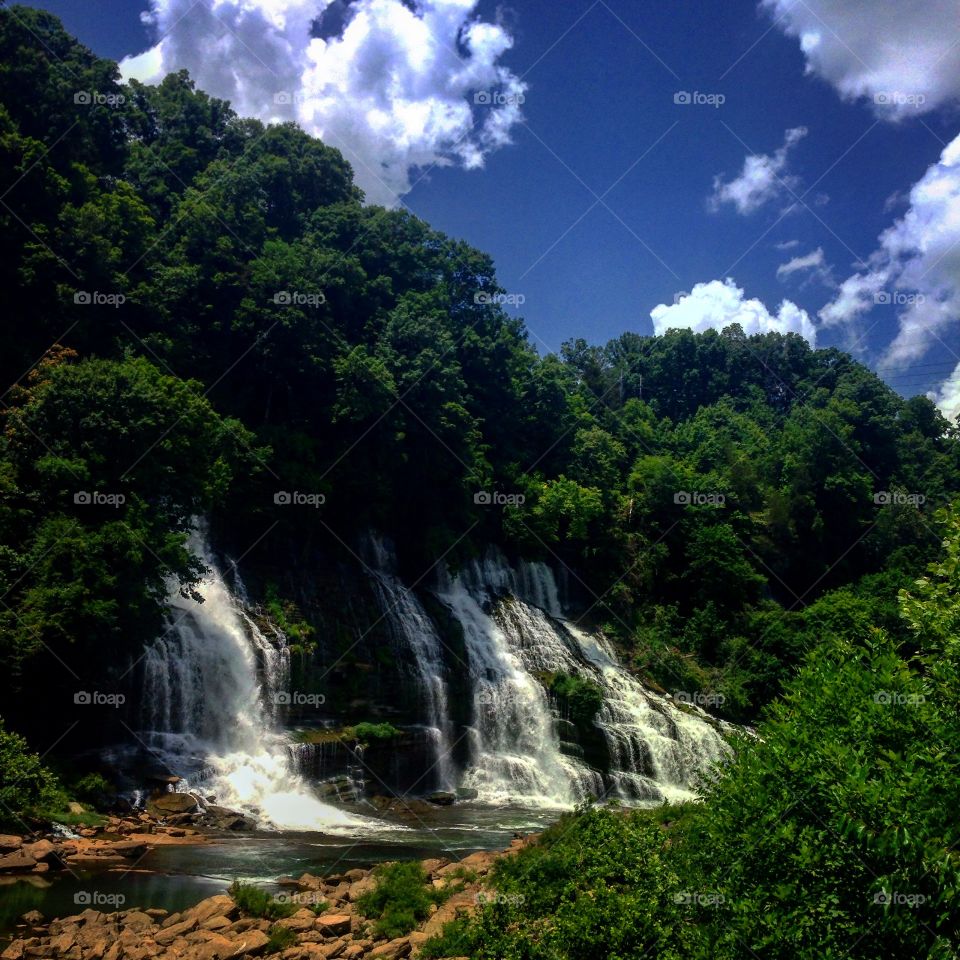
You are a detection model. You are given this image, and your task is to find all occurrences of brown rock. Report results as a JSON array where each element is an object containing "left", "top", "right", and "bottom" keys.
[
  {"left": 144, "top": 909, "right": 167, "bottom": 920},
  {"left": 22, "top": 840, "right": 58, "bottom": 862},
  {"left": 0, "top": 852, "right": 36, "bottom": 873},
  {"left": 147, "top": 792, "right": 200, "bottom": 816},
  {"left": 345, "top": 878, "right": 374, "bottom": 903},
  {"left": 340, "top": 947, "right": 364, "bottom": 960},
  {"left": 276, "top": 910, "right": 317, "bottom": 933},
  {"left": 186, "top": 895, "right": 238, "bottom": 925},
  {"left": 369, "top": 939, "right": 411, "bottom": 959},
  {"left": 201, "top": 916, "right": 232, "bottom": 932},
  {"left": 1, "top": 941, "right": 26, "bottom": 960},
  {"left": 222, "top": 929, "right": 270, "bottom": 958},
  {"left": 315, "top": 914, "right": 351, "bottom": 937},
  {"left": 155, "top": 916, "right": 199, "bottom": 944},
  {"left": 0, "top": 835, "right": 22, "bottom": 853},
  {"left": 100, "top": 841, "right": 148, "bottom": 859},
  {"left": 343, "top": 869, "right": 366, "bottom": 883},
  {"left": 121, "top": 911, "right": 154, "bottom": 928}
]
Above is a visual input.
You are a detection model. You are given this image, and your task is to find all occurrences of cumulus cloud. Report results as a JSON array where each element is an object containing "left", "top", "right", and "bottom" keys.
[
  {"left": 819, "top": 132, "right": 960, "bottom": 384},
  {"left": 650, "top": 277, "right": 816, "bottom": 345},
  {"left": 776, "top": 246, "right": 833, "bottom": 285},
  {"left": 761, "top": 0, "right": 960, "bottom": 120},
  {"left": 710, "top": 127, "right": 807, "bottom": 215},
  {"left": 121, "top": 0, "right": 526, "bottom": 206},
  {"left": 929, "top": 365, "right": 960, "bottom": 423}
]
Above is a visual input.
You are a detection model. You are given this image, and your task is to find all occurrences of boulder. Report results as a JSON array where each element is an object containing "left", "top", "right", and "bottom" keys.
[
  {"left": 186, "top": 895, "right": 238, "bottom": 925},
  {"left": 223, "top": 929, "right": 269, "bottom": 957},
  {"left": 0, "top": 852, "right": 36, "bottom": 873},
  {"left": 369, "top": 939, "right": 411, "bottom": 959},
  {"left": 155, "top": 916, "right": 199, "bottom": 944},
  {"left": 147, "top": 793, "right": 200, "bottom": 817},
  {"left": 100, "top": 840, "right": 147, "bottom": 858},
  {"left": 454, "top": 788, "right": 479, "bottom": 801},
  {"left": 424, "top": 791, "right": 456, "bottom": 806},
  {"left": 315, "top": 914, "right": 352, "bottom": 937},
  {"left": 0, "top": 835, "right": 23, "bottom": 853},
  {"left": 276, "top": 909, "right": 316, "bottom": 932}
]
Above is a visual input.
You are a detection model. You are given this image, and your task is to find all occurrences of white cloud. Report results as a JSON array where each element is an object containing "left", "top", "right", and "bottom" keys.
[
  {"left": 774, "top": 238, "right": 801, "bottom": 250},
  {"left": 710, "top": 127, "right": 807, "bottom": 215},
  {"left": 650, "top": 277, "right": 817, "bottom": 345},
  {"left": 776, "top": 246, "right": 833, "bottom": 285},
  {"left": 121, "top": 0, "right": 526, "bottom": 206},
  {"left": 819, "top": 132, "right": 960, "bottom": 384},
  {"left": 928, "top": 364, "right": 960, "bottom": 422},
  {"left": 761, "top": 0, "right": 960, "bottom": 120}
]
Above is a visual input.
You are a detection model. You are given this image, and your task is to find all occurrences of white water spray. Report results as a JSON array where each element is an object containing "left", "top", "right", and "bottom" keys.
[{"left": 139, "top": 535, "right": 379, "bottom": 832}]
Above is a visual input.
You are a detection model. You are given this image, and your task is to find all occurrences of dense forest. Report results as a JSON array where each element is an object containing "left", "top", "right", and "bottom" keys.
[{"left": 0, "top": 6, "right": 958, "bottom": 956}]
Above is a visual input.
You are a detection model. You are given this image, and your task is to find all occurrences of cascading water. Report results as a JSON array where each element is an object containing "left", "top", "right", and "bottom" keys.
[
  {"left": 436, "top": 560, "right": 603, "bottom": 807},
  {"left": 439, "top": 550, "right": 730, "bottom": 806},
  {"left": 366, "top": 536, "right": 456, "bottom": 791},
  {"left": 138, "top": 534, "right": 377, "bottom": 831}
]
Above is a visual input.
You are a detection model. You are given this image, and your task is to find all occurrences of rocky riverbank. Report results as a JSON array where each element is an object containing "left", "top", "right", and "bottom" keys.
[{"left": 0, "top": 836, "right": 535, "bottom": 960}]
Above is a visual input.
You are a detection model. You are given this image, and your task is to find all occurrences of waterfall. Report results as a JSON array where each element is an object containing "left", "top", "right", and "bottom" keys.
[
  {"left": 138, "top": 533, "right": 380, "bottom": 832},
  {"left": 366, "top": 535, "right": 456, "bottom": 791},
  {"left": 438, "top": 550, "right": 730, "bottom": 806}
]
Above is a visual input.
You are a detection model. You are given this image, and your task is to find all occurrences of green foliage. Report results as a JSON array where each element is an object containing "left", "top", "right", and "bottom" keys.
[
  {"left": 228, "top": 882, "right": 297, "bottom": 921},
  {"left": 357, "top": 861, "right": 447, "bottom": 939},
  {"left": 72, "top": 772, "right": 112, "bottom": 804},
  {"left": 546, "top": 672, "right": 604, "bottom": 729},
  {"left": 348, "top": 722, "right": 402, "bottom": 743},
  {"left": 422, "top": 807, "right": 703, "bottom": 959},
  {"left": 0, "top": 717, "right": 68, "bottom": 827},
  {"left": 266, "top": 925, "right": 297, "bottom": 952}
]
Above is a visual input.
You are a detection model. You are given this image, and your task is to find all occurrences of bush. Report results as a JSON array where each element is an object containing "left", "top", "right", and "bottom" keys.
[
  {"left": 547, "top": 673, "right": 604, "bottom": 729},
  {"left": 228, "top": 881, "right": 297, "bottom": 920},
  {"left": 0, "top": 717, "right": 68, "bottom": 827},
  {"left": 421, "top": 806, "right": 703, "bottom": 959},
  {"left": 357, "top": 861, "right": 446, "bottom": 939},
  {"left": 266, "top": 925, "right": 297, "bottom": 952}
]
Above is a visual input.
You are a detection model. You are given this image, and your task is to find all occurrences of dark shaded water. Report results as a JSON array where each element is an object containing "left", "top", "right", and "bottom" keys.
[{"left": 0, "top": 804, "right": 558, "bottom": 935}]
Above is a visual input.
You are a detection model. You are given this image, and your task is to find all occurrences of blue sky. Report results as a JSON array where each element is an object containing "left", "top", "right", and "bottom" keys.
[{"left": 21, "top": 0, "right": 960, "bottom": 408}]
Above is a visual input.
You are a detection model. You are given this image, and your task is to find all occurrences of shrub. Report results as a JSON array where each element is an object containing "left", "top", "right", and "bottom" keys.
[
  {"left": 357, "top": 861, "right": 445, "bottom": 939},
  {"left": 266, "top": 925, "right": 297, "bottom": 952},
  {"left": 0, "top": 717, "right": 68, "bottom": 827},
  {"left": 228, "top": 881, "right": 297, "bottom": 920}
]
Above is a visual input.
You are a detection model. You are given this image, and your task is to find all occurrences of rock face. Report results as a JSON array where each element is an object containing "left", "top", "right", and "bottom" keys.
[{"left": 1, "top": 835, "right": 535, "bottom": 960}]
